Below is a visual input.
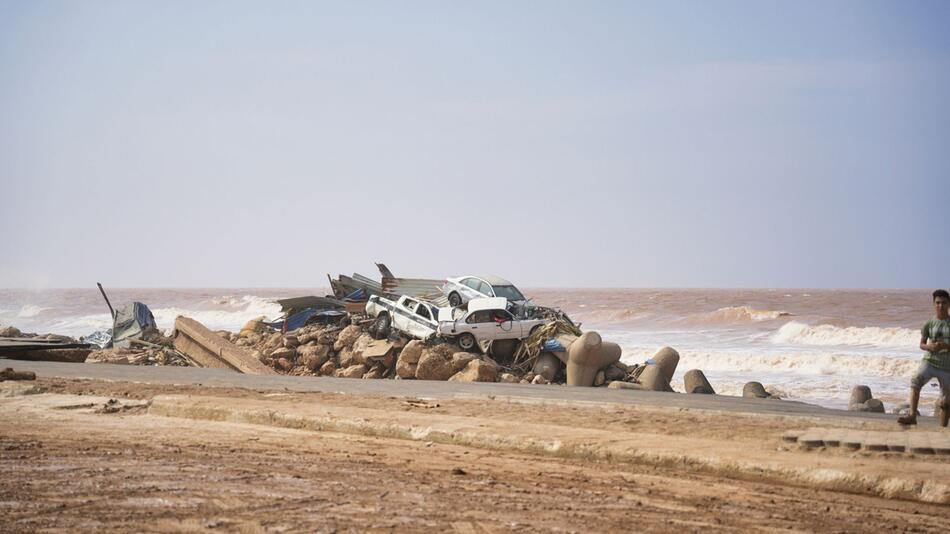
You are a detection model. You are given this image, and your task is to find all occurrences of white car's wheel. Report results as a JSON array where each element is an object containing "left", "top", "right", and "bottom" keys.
[
  {"left": 458, "top": 333, "right": 477, "bottom": 352},
  {"left": 448, "top": 292, "right": 462, "bottom": 307}
]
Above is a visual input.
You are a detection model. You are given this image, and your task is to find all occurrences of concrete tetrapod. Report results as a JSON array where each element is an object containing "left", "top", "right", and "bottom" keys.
[
  {"left": 742, "top": 381, "right": 771, "bottom": 399},
  {"left": 634, "top": 347, "right": 680, "bottom": 392},
  {"left": 849, "top": 385, "right": 872, "bottom": 407},
  {"left": 683, "top": 369, "right": 715, "bottom": 394},
  {"left": 560, "top": 332, "right": 622, "bottom": 387},
  {"left": 532, "top": 352, "right": 561, "bottom": 382}
]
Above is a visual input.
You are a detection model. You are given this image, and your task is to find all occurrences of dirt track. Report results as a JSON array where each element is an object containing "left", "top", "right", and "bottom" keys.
[{"left": 2, "top": 378, "right": 949, "bottom": 532}]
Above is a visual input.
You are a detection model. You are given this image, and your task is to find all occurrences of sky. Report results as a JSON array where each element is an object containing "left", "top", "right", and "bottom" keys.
[{"left": 1, "top": 1, "right": 948, "bottom": 289}]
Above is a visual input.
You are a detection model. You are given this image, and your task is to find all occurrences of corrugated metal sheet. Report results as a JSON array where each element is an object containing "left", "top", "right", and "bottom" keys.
[{"left": 381, "top": 277, "right": 449, "bottom": 306}]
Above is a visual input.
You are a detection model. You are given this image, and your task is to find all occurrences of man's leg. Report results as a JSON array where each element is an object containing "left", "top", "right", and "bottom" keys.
[
  {"left": 899, "top": 387, "right": 922, "bottom": 425},
  {"left": 899, "top": 362, "right": 931, "bottom": 425},
  {"left": 936, "top": 370, "right": 950, "bottom": 427}
]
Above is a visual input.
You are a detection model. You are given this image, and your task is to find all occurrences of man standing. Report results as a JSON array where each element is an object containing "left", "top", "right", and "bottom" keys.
[{"left": 898, "top": 289, "right": 950, "bottom": 426}]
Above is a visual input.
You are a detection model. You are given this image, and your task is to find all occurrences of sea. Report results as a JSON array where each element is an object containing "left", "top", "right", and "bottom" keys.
[{"left": 0, "top": 287, "right": 941, "bottom": 413}]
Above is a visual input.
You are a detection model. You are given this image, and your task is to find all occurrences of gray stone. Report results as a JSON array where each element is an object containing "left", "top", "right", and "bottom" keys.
[{"left": 594, "top": 370, "right": 606, "bottom": 386}]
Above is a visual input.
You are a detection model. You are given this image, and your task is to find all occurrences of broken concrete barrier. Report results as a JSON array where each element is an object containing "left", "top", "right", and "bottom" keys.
[
  {"left": 651, "top": 347, "right": 680, "bottom": 384},
  {"left": 174, "top": 316, "right": 276, "bottom": 375},
  {"left": 683, "top": 369, "right": 715, "bottom": 394}
]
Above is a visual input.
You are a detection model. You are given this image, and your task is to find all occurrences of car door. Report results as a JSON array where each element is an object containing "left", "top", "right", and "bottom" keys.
[
  {"left": 395, "top": 297, "right": 418, "bottom": 334},
  {"left": 489, "top": 309, "right": 519, "bottom": 340},
  {"left": 410, "top": 302, "right": 438, "bottom": 338},
  {"left": 461, "top": 278, "right": 487, "bottom": 302}
]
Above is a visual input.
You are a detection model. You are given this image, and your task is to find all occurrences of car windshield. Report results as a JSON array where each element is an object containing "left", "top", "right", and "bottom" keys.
[{"left": 492, "top": 285, "right": 524, "bottom": 301}]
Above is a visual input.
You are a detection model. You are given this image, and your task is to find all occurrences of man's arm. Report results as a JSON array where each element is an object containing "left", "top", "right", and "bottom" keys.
[{"left": 921, "top": 334, "right": 935, "bottom": 352}]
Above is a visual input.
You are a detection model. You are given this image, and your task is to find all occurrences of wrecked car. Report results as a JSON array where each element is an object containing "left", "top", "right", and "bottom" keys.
[
  {"left": 440, "top": 275, "right": 528, "bottom": 308},
  {"left": 365, "top": 294, "right": 441, "bottom": 340},
  {"left": 437, "top": 297, "right": 549, "bottom": 352}
]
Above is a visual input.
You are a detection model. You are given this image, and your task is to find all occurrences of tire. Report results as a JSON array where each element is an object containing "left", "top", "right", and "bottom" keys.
[
  {"left": 448, "top": 292, "right": 462, "bottom": 307},
  {"left": 373, "top": 313, "right": 391, "bottom": 340},
  {"left": 457, "top": 333, "right": 477, "bottom": 352}
]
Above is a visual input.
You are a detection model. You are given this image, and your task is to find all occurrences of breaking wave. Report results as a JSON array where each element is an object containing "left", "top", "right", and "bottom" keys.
[
  {"left": 16, "top": 304, "right": 49, "bottom": 318},
  {"left": 770, "top": 321, "right": 918, "bottom": 348},
  {"left": 697, "top": 306, "right": 790, "bottom": 323},
  {"left": 149, "top": 295, "right": 282, "bottom": 332}
]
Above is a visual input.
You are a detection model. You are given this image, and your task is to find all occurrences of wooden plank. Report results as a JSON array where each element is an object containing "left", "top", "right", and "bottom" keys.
[{"left": 174, "top": 316, "right": 276, "bottom": 375}]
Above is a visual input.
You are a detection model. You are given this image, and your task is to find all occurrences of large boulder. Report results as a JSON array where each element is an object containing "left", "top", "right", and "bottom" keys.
[
  {"left": 450, "top": 352, "right": 476, "bottom": 373},
  {"left": 395, "top": 340, "right": 426, "bottom": 378},
  {"left": 449, "top": 359, "right": 499, "bottom": 382},
  {"left": 268, "top": 347, "right": 296, "bottom": 361},
  {"left": 338, "top": 364, "right": 367, "bottom": 378},
  {"left": 298, "top": 344, "right": 330, "bottom": 371},
  {"left": 319, "top": 361, "right": 337, "bottom": 376},
  {"left": 415, "top": 345, "right": 457, "bottom": 381},
  {"left": 350, "top": 334, "right": 374, "bottom": 364},
  {"left": 333, "top": 325, "right": 362, "bottom": 351}
]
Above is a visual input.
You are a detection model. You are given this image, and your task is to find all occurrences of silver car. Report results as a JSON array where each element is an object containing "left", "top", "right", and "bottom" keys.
[{"left": 440, "top": 275, "right": 527, "bottom": 308}]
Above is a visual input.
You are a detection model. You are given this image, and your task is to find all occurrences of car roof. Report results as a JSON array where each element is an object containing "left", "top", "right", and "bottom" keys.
[
  {"left": 467, "top": 297, "right": 509, "bottom": 312},
  {"left": 473, "top": 275, "right": 513, "bottom": 286}
]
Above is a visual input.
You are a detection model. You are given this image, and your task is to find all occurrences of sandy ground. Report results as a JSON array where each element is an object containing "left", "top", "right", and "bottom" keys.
[{"left": 1, "top": 378, "right": 949, "bottom": 533}]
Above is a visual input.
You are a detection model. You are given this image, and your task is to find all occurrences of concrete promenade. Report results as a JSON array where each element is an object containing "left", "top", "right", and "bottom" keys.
[{"left": 4, "top": 359, "right": 936, "bottom": 426}]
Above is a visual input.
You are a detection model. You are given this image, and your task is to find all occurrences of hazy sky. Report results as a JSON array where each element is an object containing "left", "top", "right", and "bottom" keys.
[{"left": 2, "top": 1, "right": 948, "bottom": 288}]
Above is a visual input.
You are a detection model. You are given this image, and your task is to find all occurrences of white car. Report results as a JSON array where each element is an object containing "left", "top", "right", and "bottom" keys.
[
  {"left": 437, "top": 297, "right": 548, "bottom": 352},
  {"left": 440, "top": 275, "right": 527, "bottom": 308},
  {"left": 365, "top": 294, "right": 442, "bottom": 340}
]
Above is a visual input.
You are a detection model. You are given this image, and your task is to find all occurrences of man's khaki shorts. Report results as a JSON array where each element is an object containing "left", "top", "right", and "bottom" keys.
[{"left": 910, "top": 361, "right": 950, "bottom": 405}]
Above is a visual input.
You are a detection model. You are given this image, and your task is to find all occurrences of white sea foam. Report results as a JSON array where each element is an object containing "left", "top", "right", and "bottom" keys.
[
  {"left": 149, "top": 295, "right": 281, "bottom": 332},
  {"left": 620, "top": 347, "right": 919, "bottom": 379},
  {"left": 16, "top": 304, "right": 49, "bottom": 318},
  {"left": 770, "top": 321, "right": 918, "bottom": 348},
  {"left": 700, "top": 306, "right": 790, "bottom": 323}
]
